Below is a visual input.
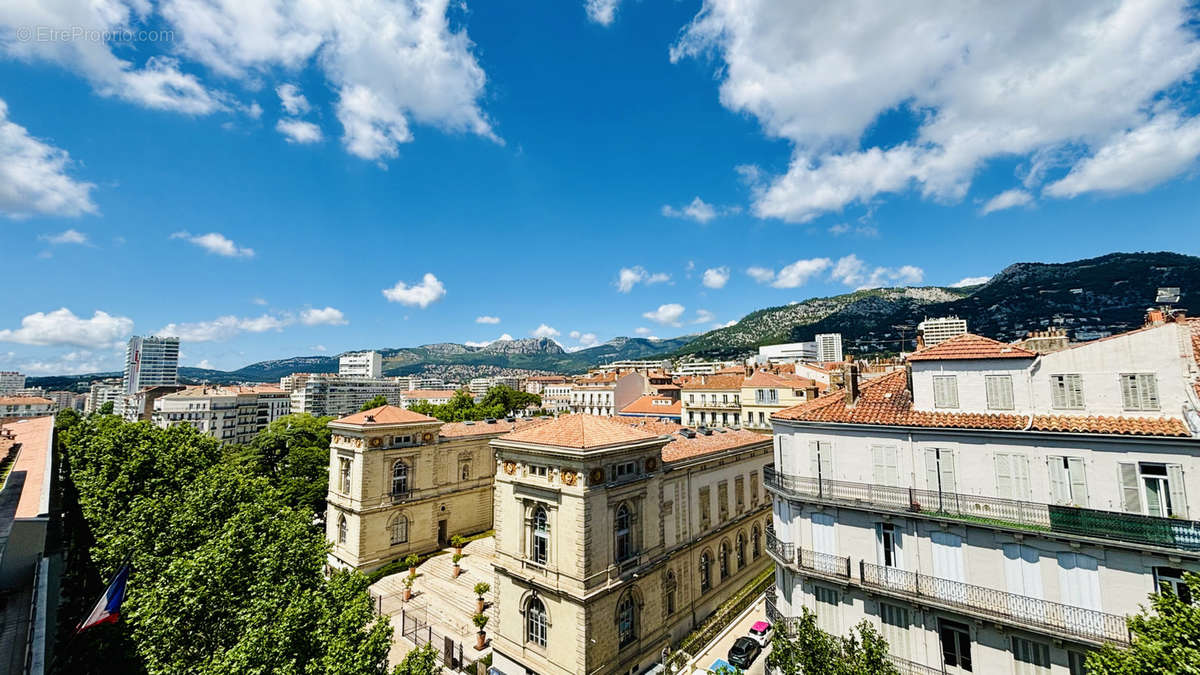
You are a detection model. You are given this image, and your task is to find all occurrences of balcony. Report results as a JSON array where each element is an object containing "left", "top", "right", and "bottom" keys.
[
  {"left": 763, "top": 464, "right": 1200, "bottom": 554},
  {"left": 860, "top": 562, "right": 1129, "bottom": 646},
  {"left": 685, "top": 400, "right": 740, "bottom": 411}
]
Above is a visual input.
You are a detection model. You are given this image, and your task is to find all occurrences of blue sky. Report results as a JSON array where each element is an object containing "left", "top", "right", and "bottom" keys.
[{"left": 2, "top": 0, "right": 1199, "bottom": 374}]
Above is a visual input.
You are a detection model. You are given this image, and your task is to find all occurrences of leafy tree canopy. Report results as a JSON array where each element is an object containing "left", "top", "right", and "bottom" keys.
[
  {"left": 766, "top": 609, "right": 898, "bottom": 675},
  {"left": 360, "top": 395, "right": 390, "bottom": 411},
  {"left": 1087, "top": 573, "right": 1200, "bottom": 673},
  {"left": 393, "top": 643, "right": 440, "bottom": 675},
  {"left": 228, "top": 413, "right": 335, "bottom": 516},
  {"left": 408, "top": 386, "right": 538, "bottom": 422},
  {"left": 98, "top": 401, "right": 115, "bottom": 415}
]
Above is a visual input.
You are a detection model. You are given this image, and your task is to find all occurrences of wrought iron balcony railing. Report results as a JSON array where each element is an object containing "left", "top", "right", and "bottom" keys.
[
  {"left": 765, "top": 530, "right": 794, "bottom": 564},
  {"left": 860, "top": 562, "right": 1129, "bottom": 646},
  {"left": 799, "top": 548, "right": 851, "bottom": 580},
  {"left": 764, "top": 464, "right": 1200, "bottom": 553}
]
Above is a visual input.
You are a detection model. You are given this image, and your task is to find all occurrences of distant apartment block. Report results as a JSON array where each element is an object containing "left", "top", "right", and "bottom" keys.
[
  {"left": 0, "top": 372, "right": 26, "bottom": 395},
  {"left": 816, "top": 333, "right": 844, "bottom": 362},
  {"left": 740, "top": 370, "right": 820, "bottom": 431},
  {"left": 399, "top": 390, "right": 458, "bottom": 408},
  {"left": 758, "top": 342, "right": 818, "bottom": 364},
  {"left": 0, "top": 396, "right": 55, "bottom": 420},
  {"left": 290, "top": 374, "right": 405, "bottom": 417},
  {"left": 339, "top": 351, "right": 383, "bottom": 379},
  {"left": 86, "top": 381, "right": 123, "bottom": 413},
  {"left": 152, "top": 385, "right": 290, "bottom": 445},
  {"left": 395, "top": 375, "right": 450, "bottom": 391},
  {"left": 594, "top": 359, "right": 672, "bottom": 374},
  {"left": 470, "top": 376, "right": 523, "bottom": 396},
  {"left": 123, "top": 336, "right": 180, "bottom": 395},
  {"left": 681, "top": 374, "right": 744, "bottom": 428},
  {"left": 917, "top": 316, "right": 968, "bottom": 347},
  {"left": 675, "top": 360, "right": 733, "bottom": 376}
]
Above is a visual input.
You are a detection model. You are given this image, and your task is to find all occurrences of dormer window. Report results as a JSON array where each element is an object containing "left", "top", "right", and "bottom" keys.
[{"left": 932, "top": 376, "right": 959, "bottom": 408}]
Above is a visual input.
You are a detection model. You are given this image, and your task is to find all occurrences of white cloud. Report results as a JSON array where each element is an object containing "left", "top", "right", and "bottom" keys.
[
  {"left": 465, "top": 333, "right": 515, "bottom": 348},
  {"left": 616, "top": 266, "right": 671, "bottom": 293},
  {"left": 746, "top": 266, "right": 776, "bottom": 284},
  {"left": 300, "top": 307, "right": 347, "bottom": 326},
  {"left": 312, "top": 344, "right": 327, "bottom": 352},
  {"left": 671, "top": 1, "right": 1200, "bottom": 221},
  {"left": 11, "top": 349, "right": 113, "bottom": 376},
  {"left": 830, "top": 254, "right": 925, "bottom": 290},
  {"left": 634, "top": 327, "right": 653, "bottom": 336},
  {"left": 0, "top": 99, "right": 97, "bottom": 218},
  {"left": 772, "top": 258, "right": 832, "bottom": 289},
  {"left": 951, "top": 276, "right": 991, "bottom": 288},
  {"left": 171, "top": 231, "right": 254, "bottom": 258},
  {"left": 662, "top": 196, "right": 716, "bottom": 223},
  {"left": 716, "top": 319, "right": 738, "bottom": 329},
  {"left": 195, "top": 359, "right": 214, "bottom": 370},
  {"left": 382, "top": 273, "right": 446, "bottom": 308},
  {"left": 0, "top": 308, "right": 132, "bottom": 348},
  {"left": 702, "top": 266, "right": 730, "bottom": 289},
  {"left": 532, "top": 324, "right": 560, "bottom": 339},
  {"left": 276, "top": 118, "right": 323, "bottom": 144},
  {"left": 980, "top": 189, "right": 1033, "bottom": 215},
  {"left": 693, "top": 309, "right": 716, "bottom": 324},
  {"left": 157, "top": 314, "right": 290, "bottom": 342},
  {"left": 476, "top": 315, "right": 501, "bottom": 324},
  {"left": 40, "top": 229, "right": 89, "bottom": 245},
  {"left": 252, "top": 297, "right": 268, "bottom": 306},
  {"left": 585, "top": 0, "right": 620, "bottom": 25},
  {"left": 276, "top": 84, "right": 311, "bottom": 116},
  {"left": 643, "top": 303, "right": 686, "bottom": 326},
  {"left": 828, "top": 222, "right": 879, "bottom": 237},
  {"left": 575, "top": 332, "right": 600, "bottom": 348}
]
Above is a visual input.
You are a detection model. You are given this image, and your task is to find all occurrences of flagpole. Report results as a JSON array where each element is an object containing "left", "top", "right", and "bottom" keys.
[{"left": 48, "top": 559, "right": 132, "bottom": 674}]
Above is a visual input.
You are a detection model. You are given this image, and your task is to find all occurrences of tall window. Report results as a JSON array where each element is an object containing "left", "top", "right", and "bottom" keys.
[
  {"left": 1120, "top": 461, "right": 1188, "bottom": 518},
  {"left": 1011, "top": 636, "right": 1050, "bottom": 675},
  {"left": 532, "top": 506, "right": 549, "bottom": 565},
  {"left": 719, "top": 541, "right": 730, "bottom": 581},
  {"left": 390, "top": 514, "right": 408, "bottom": 545},
  {"left": 617, "top": 593, "right": 636, "bottom": 647},
  {"left": 752, "top": 525, "right": 761, "bottom": 559},
  {"left": 461, "top": 463, "right": 471, "bottom": 481},
  {"left": 736, "top": 532, "right": 746, "bottom": 569},
  {"left": 337, "top": 514, "right": 348, "bottom": 544},
  {"left": 1154, "top": 567, "right": 1193, "bottom": 604},
  {"left": 1047, "top": 456, "right": 1089, "bottom": 507},
  {"left": 1050, "top": 374, "right": 1084, "bottom": 409},
  {"left": 665, "top": 571, "right": 677, "bottom": 615},
  {"left": 526, "top": 597, "right": 548, "bottom": 647},
  {"left": 392, "top": 460, "right": 409, "bottom": 495},
  {"left": 615, "top": 503, "right": 634, "bottom": 562},
  {"left": 339, "top": 458, "right": 352, "bottom": 494},
  {"left": 938, "top": 619, "right": 972, "bottom": 672},
  {"left": 699, "top": 551, "right": 712, "bottom": 592},
  {"left": 813, "top": 585, "right": 840, "bottom": 635}
]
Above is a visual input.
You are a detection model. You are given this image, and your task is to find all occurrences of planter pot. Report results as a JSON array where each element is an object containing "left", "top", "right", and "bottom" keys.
[
  {"left": 477, "top": 599, "right": 485, "bottom": 614},
  {"left": 453, "top": 565, "right": 462, "bottom": 579},
  {"left": 455, "top": 547, "right": 464, "bottom": 555},
  {"left": 404, "top": 588, "right": 412, "bottom": 602},
  {"left": 409, "top": 568, "right": 416, "bottom": 579},
  {"left": 476, "top": 631, "right": 486, "bottom": 651}
]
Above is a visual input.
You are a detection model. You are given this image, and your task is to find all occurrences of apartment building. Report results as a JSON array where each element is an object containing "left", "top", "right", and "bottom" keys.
[
  {"left": 917, "top": 316, "right": 968, "bottom": 348},
  {"left": 741, "top": 370, "right": 820, "bottom": 431},
  {"left": 152, "top": 385, "right": 290, "bottom": 445},
  {"left": 569, "top": 371, "right": 653, "bottom": 417},
  {"left": 619, "top": 395, "right": 682, "bottom": 422},
  {"left": 123, "top": 336, "right": 180, "bottom": 395},
  {"left": 816, "top": 333, "right": 844, "bottom": 363},
  {"left": 766, "top": 319, "right": 1200, "bottom": 674},
  {"left": 0, "top": 396, "right": 55, "bottom": 420},
  {"left": 525, "top": 376, "right": 569, "bottom": 395},
  {"left": 676, "top": 361, "right": 731, "bottom": 376},
  {"left": 325, "top": 407, "right": 538, "bottom": 572},
  {"left": 120, "top": 384, "right": 187, "bottom": 422},
  {"left": 340, "top": 351, "right": 383, "bottom": 378},
  {"left": 681, "top": 374, "right": 744, "bottom": 428},
  {"left": 289, "top": 373, "right": 405, "bottom": 417},
  {"left": 541, "top": 384, "right": 572, "bottom": 413},
  {"left": 86, "top": 381, "right": 123, "bottom": 413},
  {"left": 399, "top": 389, "right": 458, "bottom": 408},
  {"left": 396, "top": 375, "right": 451, "bottom": 391},
  {"left": 758, "top": 342, "right": 818, "bottom": 364},
  {"left": 0, "top": 372, "right": 26, "bottom": 395},
  {"left": 489, "top": 416, "right": 773, "bottom": 675}
]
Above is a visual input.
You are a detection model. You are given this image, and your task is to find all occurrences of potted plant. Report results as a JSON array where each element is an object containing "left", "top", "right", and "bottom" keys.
[
  {"left": 472, "top": 613, "right": 489, "bottom": 650},
  {"left": 453, "top": 552, "right": 464, "bottom": 578},
  {"left": 406, "top": 554, "right": 420, "bottom": 579},
  {"left": 473, "top": 582, "right": 490, "bottom": 614},
  {"left": 402, "top": 574, "right": 414, "bottom": 602},
  {"left": 452, "top": 535, "right": 466, "bottom": 554}
]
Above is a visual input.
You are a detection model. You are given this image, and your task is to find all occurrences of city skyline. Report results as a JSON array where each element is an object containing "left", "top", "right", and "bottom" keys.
[{"left": 3, "top": 1, "right": 1200, "bottom": 375}]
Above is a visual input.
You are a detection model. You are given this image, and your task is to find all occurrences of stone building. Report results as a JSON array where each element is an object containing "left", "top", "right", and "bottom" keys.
[
  {"left": 489, "top": 415, "right": 773, "bottom": 675},
  {"left": 325, "top": 405, "right": 539, "bottom": 573}
]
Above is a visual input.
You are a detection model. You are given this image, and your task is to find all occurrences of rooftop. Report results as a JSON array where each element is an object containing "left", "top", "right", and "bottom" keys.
[
  {"left": 333, "top": 405, "right": 439, "bottom": 427},
  {"left": 439, "top": 417, "right": 548, "bottom": 438},
  {"left": 0, "top": 416, "right": 54, "bottom": 519},
  {"left": 743, "top": 370, "right": 818, "bottom": 389},
  {"left": 906, "top": 333, "right": 1037, "bottom": 362},
  {"left": 401, "top": 389, "right": 460, "bottom": 399},
  {"left": 499, "top": 413, "right": 661, "bottom": 449},
  {"left": 681, "top": 374, "right": 745, "bottom": 391},
  {"left": 0, "top": 397, "right": 53, "bottom": 406},
  {"left": 619, "top": 395, "right": 682, "bottom": 416}
]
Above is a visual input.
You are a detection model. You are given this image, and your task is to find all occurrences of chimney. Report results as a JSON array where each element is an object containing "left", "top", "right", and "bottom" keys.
[
  {"left": 1146, "top": 308, "right": 1166, "bottom": 326},
  {"left": 842, "top": 358, "right": 860, "bottom": 406},
  {"left": 915, "top": 331, "right": 926, "bottom": 351}
]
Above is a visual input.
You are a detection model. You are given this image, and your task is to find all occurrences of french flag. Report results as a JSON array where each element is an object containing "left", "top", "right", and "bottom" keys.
[{"left": 77, "top": 565, "right": 129, "bottom": 633}]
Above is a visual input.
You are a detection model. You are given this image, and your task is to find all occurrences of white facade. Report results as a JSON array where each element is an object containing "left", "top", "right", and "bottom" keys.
[
  {"left": 758, "top": 342, "right": 818, "bottom": 363},
  {"left": 569, "top": 381, "right": 616, "bottom": 416},
  {"left": 0, "top": 397, "right": 55, "bottom": 418},
  {"left": 123, "top": 336, "right": 180, "bottom": 395},
  {"left": 152, "top": 386, "right": 290, "bottom": 445},
  {"left": 290, "top": 374, "right": 405, "bottom": 417},
  {"left": 339, "top": 351, "right": 383, "bottom": 378},
  {"left": 918, "top": 317, "right": 968, "bottom": 347},
  {"left": 0, "top": 372, "right": 26, "bottom": 395},
  {"left": 768, "top": 320, "right": 1200, "bottom": 674},
  {"left": 676, "top": 361, "right": 731, "bottom": 376},
  {"left": 816, "top": 333, "right": 844, "bottom": 362},
  {"left": 86, "top": 382, "right": 124, "bottom": 413}
]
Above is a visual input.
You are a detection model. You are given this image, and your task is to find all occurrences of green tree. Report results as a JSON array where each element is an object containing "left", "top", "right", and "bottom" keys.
[
  {"left": 1087, "top": 573, "right": 1200, "bottom": 673},
  {"left": 479, "top": 386, "right": 541, "bottom": 416},
  {"left": 98, "top": 401, "right": 115, "bottom": 415},
  {"left": 393, "top": 643, "right": 440, "bottom": 675},
  {"left": 360, "top": 395, "right": 390, "bottom": 411},
  {"left": 767, "top": 609, "right": 898, "bottom": 675},
  {"left": 230, "top": 413, "right": 334, "bottom": 515}
]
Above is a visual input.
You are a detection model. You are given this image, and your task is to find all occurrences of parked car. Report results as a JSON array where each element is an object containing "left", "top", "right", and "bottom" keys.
[
  {"left": 747, "top": 620, "right": 773, "bottom": 647},
  {"left": 727, "top": 636, "right": 762, "bottom": 669}
]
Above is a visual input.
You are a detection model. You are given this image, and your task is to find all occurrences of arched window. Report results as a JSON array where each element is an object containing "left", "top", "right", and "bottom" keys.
[
  {"left": 752, "top": 525, "right": 762, "bottom": 560},
  {"left": 461, "top": 463, "right": 471, "bottom": 481},
  {"left": 532, "top": 506, "right": 549, "bottom": 565},
  {"left": 664, "top": 570, "right": 677, "bottom": 615},
  {"left": 617, "top": 593, "right": 637, "bottom": 647},
  {"left": 699, "top": 551, "right": 712, "bottom": 593},
  {"left": 615, "top": 503, "right": 634, "bottom": 562},
  {"left": 337, "top": 514, "right": 348, "bottom": 545},
  {"left": 392, "top": 460, "right": 409, "bottom": 496},
  {"left": 737, "top": 532, "right": 747, "bottom": 569},
  {"left": 390, "top": 514, "right": 408, "bottom": 545},
  {"left": 719, "top": 541, "right": 730, "bottom": 581},
  {"left": 526, "top": 597, "right": 548, "bottom": 647}
]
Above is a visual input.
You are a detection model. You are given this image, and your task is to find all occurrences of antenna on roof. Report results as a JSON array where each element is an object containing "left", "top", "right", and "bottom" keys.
[{"left": 1156, "top": 287, "right": 1181, "bottom": 305}]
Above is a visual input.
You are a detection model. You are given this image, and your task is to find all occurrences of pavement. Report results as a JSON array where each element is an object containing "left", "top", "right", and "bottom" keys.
[{"left": 689, "top": 596, "right": 772, "bottom": 675}]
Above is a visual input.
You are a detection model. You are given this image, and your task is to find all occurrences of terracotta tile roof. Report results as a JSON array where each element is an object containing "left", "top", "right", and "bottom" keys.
[
  {"left": 743, "top": 370, "right": 817, "bottom": 388},
  {"left": 333, "top": 405, "right": 439, "bottom": 426},
  {"left": 0, "top": 396, "right": 53, "bottom": 406},
  {"left": 439, "top": 417, "right": 548, "bottom": 438},
  {"left": 610, "top": 417, "right": 772, "bottom": 462},
  {"left": 1, "top": 416, "right": 54, "bottom": 518},
  {"left": 773, "top": 370, "right": 1191, "bottom": 437},
  {"left": 682, "top": 374, "right": 745, "bottom": 391},
  {"left": 619, "top": 395, "right": 681, "bottom": 416},
  {"left": 401, "top": 389, "right": 459, "bottom": 400},
  {"left": 906, "top": 333, "right": 1036, "bottom": 362},
  {"left": 499, "top": 413, "right": 662, "bottom": 449},
  {"left": 1187, "top": 318, "right": 1200, "bottom": 364}
]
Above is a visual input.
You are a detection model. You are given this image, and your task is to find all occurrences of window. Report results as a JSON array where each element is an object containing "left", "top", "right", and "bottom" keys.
[
  {"left": 985, "top": 375, "right": 1014, "bottom": 410},
  {"left": 615, "top": 503, "right": 634, "bottom": 562},
  {"left": 461, "top": 463, "right": 471, "bottom": 481},
  {"left": 718, "top": 481, "right": 730, "bottom": 521},
  {"left": 925, "top": 448, "right": 957, "bottom": 494},
  {"left": 532, "top": 506, "right": 549, "bottom": 565},
  {"left": 750, "top": 471, "right": 759, "bottom": 504},
  {"left": 736, "top": 532, "right": 746, "bottom": 569},
  {"left": 938, "top": 619, "right": 972, "bottom": 672},
  {"left": 1154, "top": 567, "right": 1192, "bottom": 604},
  {"left": 1120, "top": 462, "right": 1188, "bottom": 518},
  {"left": 699, "top": 486, "right": 712, "bottom": 529},
  {"left": 756, "top": 389, "right": 778, "bottom": 404},
  {"left": 614, "top": 461, "right": 637, "bottom": 479},
  {"left": 752, "top": 525, "right": 762, "bottom": 559},
  {"left": 617, "top": 593, "right": 636, "bottom": 647},
  {"left": 1121, "top": 373, "right": 1160, "bottom": 411},
  {"left": 994, "top": 452, "right": 1032, "bottom": 500},
  {"left": 735, "top": 476, "right": 745, "bottom": 513},
  {"left": 526, "top": 597, "right": 548, "bottom": 647},
  {"left": 389, "top": 514, "right": 408, "bottom": 545},
  {"left": 1068, "top": 652, "right": 1088, "bottom": 675},
  {"left": 394, "top": 434, "right": 413, "bottom": 445},
  {"left": 665, "top": 571, "right": 677, "bottom": 615},
  {"left": 719, "top": 541, "right": 730, "bottom": 581},
  {"left": 879, "top": 603, "right": 910, "bottom": 659},
  {"left": 700, "top": 551, "right": 712, "bottom": 592},
  {"left": 810, "top": 440, "right": 833, "bottom": 480},
  {"left": 1051, "top": 374, "right": 1084, "bottom": 409},
  {"left": 339, "top": 457, "right": 352, "bottom": 494},
  {"left": 1058, "top": 553, "right": 1102, "bottom": 616},
  {"left": 871, "top": 445, "right": 900, "bottom": 486},
  {"left": 933, "top": 376, "right": 959, "bottom": 408},
  {"left": 337, "top": 514, "right": 348, "bottom": 544},
  {"left": 813, "top": 585, "right": 840, "bottom": 635},
  {"left": 391, "top": 460, "right": 409, "bottom": 495},
  {"left": 530, "top": 465, "right": 548, "bottom": 478},
  {"left": 1047, "top": 456, "right": 1089, "bottom": 507},
  {"left": 1012, "top": 637, "right": 1051, "bottom": 675},
  {"left": 877, "top": 523, "right": 901, "bottom": 568},
  {"left": 758, "top": 412, "right": 765, "bottom": 426}
]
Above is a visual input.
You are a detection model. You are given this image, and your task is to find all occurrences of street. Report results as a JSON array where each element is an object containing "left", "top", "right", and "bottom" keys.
[{"left": 689, "top": 597, "right": 772, "bottom": 675}]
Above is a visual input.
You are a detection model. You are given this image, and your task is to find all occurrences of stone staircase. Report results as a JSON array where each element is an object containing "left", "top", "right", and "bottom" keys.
[{"left": 372, "top": 537, "right": 499, "bottom": 637}]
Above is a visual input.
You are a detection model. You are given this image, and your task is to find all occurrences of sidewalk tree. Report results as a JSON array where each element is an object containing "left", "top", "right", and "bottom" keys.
[
  {"left": 767, "top": 609, "right": 898, "bottom": 675},
  {"left": 230, "top": 412, "right": 334, "bottom": 516},
  {"left": 1087, "top": 573, "right": 1200, "bottom": 673},
  {"left": 393, "top": 643, "right": 440, "bottom": 675}
]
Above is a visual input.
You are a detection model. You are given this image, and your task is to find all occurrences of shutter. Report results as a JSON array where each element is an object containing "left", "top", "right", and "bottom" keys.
[
  {"left": 811, "top": 513, "right": 835, "bottom": 555},
  {"left": 925, "top": 448, "right": 939, "bottom": 490},
  {"left": 809, "top": 440, "right": 819, "bottom": 478},
  {"left": 1118, "top": 463, "right": 1142, "bottom": 513},
  {"left": 999, "top": 375, "right": 1014, "bottom": 409},
  {"left": 1168, "top": 464, "right": 1188, "bottom": 519},
  {"left": 985, "top": 376, "right": 998, "bottom": 409},
  {"left": 995, "top": 454, "right": 1013, "bottom": 499},
  {"left": 885, "top": 446, "right": 900, "bottom": 486},
  {"left": 940, "top": 449, "right": 957, "bottom": 493},
  {"left": 1068, "top": 375, "right": 1084, "bottom": 408},
  {"left": 1121, "top": 375, "right": 1139, "bottom": 410},
  {"left": 1014, "top": 455, "right": 1031, "bottom": 500},
  {"left": 1047, "top": 457, "right": 1069, "bottom": 505},
  {"left": 819, "top": 441, "right": 833, "bottom": 479},
  {"left": 1067, "top": 457, "right": 1089, "bottom": 507},
  {"left": 1141, "top": 374, "right": 1160, "bottom": 410},
  {"left": 931, "top": 532, "right": 964, "bottom": 583},
  {"left": 872, "top": 446, "right": 885, "bottom": 485},
  {"left": 948, "top": 378, "right": 958, "bottom": 407}
]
